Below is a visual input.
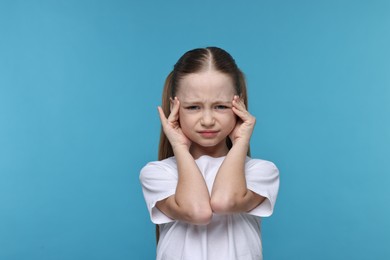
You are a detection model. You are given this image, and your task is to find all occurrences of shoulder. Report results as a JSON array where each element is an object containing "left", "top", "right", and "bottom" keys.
[
  {"left": 142, "top": 156, "right": 177, "bottom": 171},
  {"left": 245, "top": 157, "right": 278, "bottom": 170},
  {"left": 245, "top": 157, "right": 279, "bottom": 177},
  {"left": 139, "top": 157, "right": 177, "bottom": 181}
]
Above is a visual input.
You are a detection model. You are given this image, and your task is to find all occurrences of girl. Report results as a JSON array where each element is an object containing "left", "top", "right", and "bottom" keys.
[{"left": 140, "top": 47, "right": 279, "bottom": 260}]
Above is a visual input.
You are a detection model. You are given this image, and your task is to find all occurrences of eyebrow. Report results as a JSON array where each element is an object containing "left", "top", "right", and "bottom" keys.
[{"left": 181, "top": 100, "right": 232, "bottom": 105}]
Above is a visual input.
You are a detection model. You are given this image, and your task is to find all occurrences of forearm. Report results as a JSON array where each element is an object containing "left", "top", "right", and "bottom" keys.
[
  {"left": 211, "top": 141, "right": 263, "bottom": 213},
  {"left": 170, "top": 145, "right": 212, "bottom": 224}
]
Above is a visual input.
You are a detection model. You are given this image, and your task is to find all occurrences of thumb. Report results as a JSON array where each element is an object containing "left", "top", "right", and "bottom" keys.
[{"left": 157, "top": 106, "right": 168, "bottom": 124}]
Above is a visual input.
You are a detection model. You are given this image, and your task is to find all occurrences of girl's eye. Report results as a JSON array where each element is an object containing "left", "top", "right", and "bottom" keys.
[
  {"left": 215, "top": 105, "right": 228, "bottom": 110},
  {"left": 186, "top": 106, "right": 200, "bottom": 110}
]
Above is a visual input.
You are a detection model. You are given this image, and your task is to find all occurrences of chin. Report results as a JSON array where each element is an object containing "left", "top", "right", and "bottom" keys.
[{"left": 195, "top": 139, "right": 227, "bottom": 148}]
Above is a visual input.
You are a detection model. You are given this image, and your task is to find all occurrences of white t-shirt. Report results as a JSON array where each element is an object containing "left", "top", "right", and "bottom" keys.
[{"left": 140, "top": 155, "right": 279, "bottom": 260}]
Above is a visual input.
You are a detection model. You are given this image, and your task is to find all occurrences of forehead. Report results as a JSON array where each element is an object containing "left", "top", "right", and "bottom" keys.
[{"left": 176, "top": 71, "right": 236, "bottom": 101}]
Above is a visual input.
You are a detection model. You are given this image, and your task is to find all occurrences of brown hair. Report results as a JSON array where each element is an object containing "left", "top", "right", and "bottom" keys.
[{"left": 156, "top": 46, "right": 250, "bottom": 242}]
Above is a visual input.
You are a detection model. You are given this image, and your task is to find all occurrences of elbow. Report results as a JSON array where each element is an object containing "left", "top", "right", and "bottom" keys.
[
  {"left": 185, "top": 206, "right": 213, "bottom": 225},
  {"left": 210, "top": 196, "right": 238, "bottom": 214}
]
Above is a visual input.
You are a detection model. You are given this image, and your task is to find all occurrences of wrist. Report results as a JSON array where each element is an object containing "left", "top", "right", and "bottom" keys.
[
  {"left": 231, "top": 137, "right": 250, "bottom": 146},
  {"left": 231, "top": 139, "right": 250, "bottom": 150},
  {"left": 172, "top": 143, "right": 190, "bottom": 153}
]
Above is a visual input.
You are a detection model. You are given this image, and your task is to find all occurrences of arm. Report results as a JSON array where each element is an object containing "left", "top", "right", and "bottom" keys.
[
  {"left": 211, "top": 96, "right": 265, "bottom": 214},
  {"left": 156, "top": 98, "right": 212, "bottom": 225}
]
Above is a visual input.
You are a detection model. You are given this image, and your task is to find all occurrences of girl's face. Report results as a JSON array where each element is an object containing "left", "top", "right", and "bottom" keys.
[{"left": 175, "top": 70, "right": 237, "bottom": 158}]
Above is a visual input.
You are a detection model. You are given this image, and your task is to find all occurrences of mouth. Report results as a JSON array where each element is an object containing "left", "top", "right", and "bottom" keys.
[{"left": 198, "top": 130, "right": 219, "bottom": 138}]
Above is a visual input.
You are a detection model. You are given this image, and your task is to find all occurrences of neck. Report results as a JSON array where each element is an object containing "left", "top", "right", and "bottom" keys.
[{"left": 189, "top": 141, "right": 229, "bottom": 159}]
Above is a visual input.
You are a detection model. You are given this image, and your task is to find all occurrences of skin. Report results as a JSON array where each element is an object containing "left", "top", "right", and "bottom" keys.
[{"left": 156, "top": 70, "right": 265, "bottom": 225}]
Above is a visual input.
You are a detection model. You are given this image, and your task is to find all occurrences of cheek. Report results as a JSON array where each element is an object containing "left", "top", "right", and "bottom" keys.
[
  {"left": 229, "top": 116, "right": 237, "bottom": 130},
  {"left": 178, "top": 110, "right": 190, "bottom": 128},
  {"left": 222, "top": 112, "right": 237, "bottom": 131},
  {"left": 231, "top": 112, "right": 238, "bottom": 125}
]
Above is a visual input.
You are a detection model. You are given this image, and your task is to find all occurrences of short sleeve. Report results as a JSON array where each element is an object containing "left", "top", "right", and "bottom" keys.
[
  {"left": 245, "top": 159, "right": 280, "bottom": 217},
  {"left": 139, "top": 159, "right": 178, "bottom": 224}
]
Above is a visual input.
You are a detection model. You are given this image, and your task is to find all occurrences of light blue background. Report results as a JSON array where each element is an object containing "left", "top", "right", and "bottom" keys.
[{"left": 1, "top": 0, "right": 389, "bottom": 259}]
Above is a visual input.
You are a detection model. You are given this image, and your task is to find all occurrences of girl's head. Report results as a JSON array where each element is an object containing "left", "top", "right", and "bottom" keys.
[{"left": 158, "top": 47, "right": 249, "bottom": 160}]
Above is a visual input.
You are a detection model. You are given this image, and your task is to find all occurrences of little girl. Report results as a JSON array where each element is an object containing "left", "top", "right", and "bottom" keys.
[{"left": 140, "top": 47, "right": 279, "bottom": 260}]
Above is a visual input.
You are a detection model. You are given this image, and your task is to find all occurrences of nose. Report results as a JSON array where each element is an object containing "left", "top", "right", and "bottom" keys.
[{"left": 200, "top": 110, "right": 215, "bottom": 127}]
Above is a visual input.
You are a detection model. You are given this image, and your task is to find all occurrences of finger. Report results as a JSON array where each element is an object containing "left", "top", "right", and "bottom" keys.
[
  {"left": 167, "top": 97, "right": 180, "bottom": 123},
  {"left": 232, "top": 100, "right": 255, "bottom": 123},
  {"left": 232, "top": 97, "right": 248, "bottom": 116},
  {"left": 232, "top": 106, "right": 248, "bottom": 120},
  {"left": 157, "top": 106, "right": 168, "bottom": 124},
  {"left": 233, "top": 108, "right": 256, "bottom": 130},
  {"left": 232, "top": 95, "right": 247, "bottom": 110}
]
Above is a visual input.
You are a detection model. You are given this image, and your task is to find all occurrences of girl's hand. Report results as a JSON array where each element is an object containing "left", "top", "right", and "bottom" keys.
[
  {"left": 158, "top": 97, "right": 192, "bottom": 150},
  {"left": 229, "top": 95, "right": 256, "bottom": 146}
]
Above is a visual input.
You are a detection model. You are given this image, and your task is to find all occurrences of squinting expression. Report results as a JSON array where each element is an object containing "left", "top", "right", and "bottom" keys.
[{"left": 175, "top": 70, "right": 237, "bottom": 158}]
